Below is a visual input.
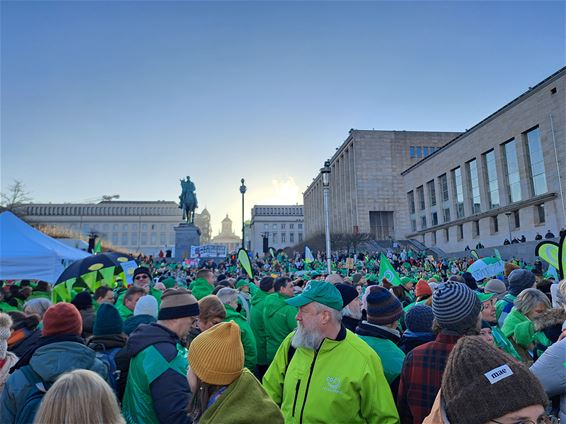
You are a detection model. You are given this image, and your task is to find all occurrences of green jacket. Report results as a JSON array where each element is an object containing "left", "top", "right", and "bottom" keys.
[
  {"left": 250, "top": 289, "right": 270, "bottom": 366},
  {"left": 225, "top": 304, "right": 257, "bottom": 371},
  {"left": 189, "top": 278, "right": 214, "bottom": 300},
  {"left": 116, "top": 292, "right": 134, "bottom": 320},
  {"left": 496, "top": 293, "right": 516, "bottom": 328},
  {"left": 357, "top": 335, "right": 405, "bottom": 385},
  {"left": 501, "top": 308, "right": 551, "bottom": 354},
  {"left": 199, "top": 369, "right": 284, "bottom": 424},
  {"left": 491, "top": 325, "right": 522, "bottom": 361},
  {"left": 263, "top": 293, "right": 297, "bottom": 363},
  {"left": 263, "top": 329, "right": 399, "bottom": 424}
]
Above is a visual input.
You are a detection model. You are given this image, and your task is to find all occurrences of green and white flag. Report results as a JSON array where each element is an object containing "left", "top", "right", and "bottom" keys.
[
  {"left": 305, "top": 246, "right": 314, "bottom": 263},
  {"left": 378, "top": 253, "right": 402, "bottom": 286}
]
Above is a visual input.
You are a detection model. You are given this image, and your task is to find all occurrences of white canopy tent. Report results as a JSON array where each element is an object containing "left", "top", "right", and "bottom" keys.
[{"left": 0, "top": 211, "right": 90, "bottom": 284}]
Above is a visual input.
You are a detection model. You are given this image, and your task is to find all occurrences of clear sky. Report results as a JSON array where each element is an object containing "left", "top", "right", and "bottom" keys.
[{"left": 1, "top": 0, "right": 564, "bottom": 234}]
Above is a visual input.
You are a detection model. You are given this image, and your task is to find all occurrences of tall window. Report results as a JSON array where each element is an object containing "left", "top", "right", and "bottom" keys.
[
  {"left": 503, "top": 139, "right": 522, "bottom": 203},
  {"left": 484, "top": 150, "right": 500, "bottom": 209},
  {"left": 417, "top": 186, "right": 425, "bottom": 210},
  {"left": 439, "top": 174, "right": 450, "bottom": 223},
  {"left": 290, "top": 233, "right": 295, "bottom": 244},
  {"left": 467, "top": 159, "right": 481, "bottom": 214},
  {"left": 452, "top": 167, "right": 465, "bottom": 218},
  {"left": 526, "top": 127, "right": 547, "bottom": 196},
  {"left": 427, "top": 180, "right": 437, "bottom": 207},
  {"left": 409, "top": 146, "right": 415, "bottom": 158},
  {"left": 416, "top": 147, "right": 422, "bottom": 158},
  {"left": 407, "top": 191, "right": 415, "bottom": 214}
]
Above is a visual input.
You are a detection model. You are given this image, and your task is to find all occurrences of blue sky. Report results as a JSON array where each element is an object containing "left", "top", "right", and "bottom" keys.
[{"left": 1, "top": 1, "right": 564, "bottom": 234}]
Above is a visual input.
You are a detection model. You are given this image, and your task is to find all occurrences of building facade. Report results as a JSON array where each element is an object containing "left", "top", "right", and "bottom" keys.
[
  {"left": 402, "top": 67, "right": 566, "bottom": 251},
  {"left": 303, "top": 130, "right": 461, "bottom": 241},
  {"left": 16, "top": 201, "right": 212, "bottom": 255},
  {"left": 249, "top": 205, "right": 305, "bottom": 255},
  {"left": 210, "top": 215, "right": 241, "bottom": 253}
]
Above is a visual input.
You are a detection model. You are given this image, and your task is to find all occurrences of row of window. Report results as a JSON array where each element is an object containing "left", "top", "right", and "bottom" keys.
[
  {"left": 422, "top": 204, "right": 545, "bottom": 244},
  {"left": 67, "top": 223, "right": 175, "bottom": 233},
  {"left": 27, "top": 205, "right": 179, "bottom": 217},
  {"left": 263, "top": 223, "right": 303, "bottom": 230},
  {"left": 254, "top": 207, "right": 304, "bottom": 216},
  {"left": 408, "top": 126, "right": 547, "bottom": 231},
  {"left": 409, "top": 146, "right": 441, "bottom": 159},
  {"left": 105, "top": 231, "right": 176, "bottom": 247},
  {"left": 262, "top": 232, "right": 304, "bottom": 244}
]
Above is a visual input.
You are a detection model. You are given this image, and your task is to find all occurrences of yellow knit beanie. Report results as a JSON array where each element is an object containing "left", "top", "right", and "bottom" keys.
[{"left": 188, "top": 321, "right": 244, "bottom": 385}]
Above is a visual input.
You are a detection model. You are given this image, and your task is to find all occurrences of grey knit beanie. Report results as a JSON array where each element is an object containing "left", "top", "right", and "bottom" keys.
[
  {"left": 0, "top": 313, "right": 13, "bottom": 360},
  {"left": 508, "top": 269, "right": 535, "bottom": 296},
  {"left": 432, "top": 282, "right": 481, "bottom": 333},
  {"left": 484, "top": 279, "right": 507, "bottom": 296},
  {"left": 442, "top": 336, "right": 547, "bottom": 424}
]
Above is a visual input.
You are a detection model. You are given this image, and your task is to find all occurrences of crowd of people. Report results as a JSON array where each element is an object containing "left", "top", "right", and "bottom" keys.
[{"left": 0, "top": 247, "right": 564, "bottom": 423}]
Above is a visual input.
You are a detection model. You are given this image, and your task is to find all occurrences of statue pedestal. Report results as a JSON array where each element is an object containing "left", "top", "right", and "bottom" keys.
[{"left": 174, "top": 223, "right": 201, "bottom": 260}]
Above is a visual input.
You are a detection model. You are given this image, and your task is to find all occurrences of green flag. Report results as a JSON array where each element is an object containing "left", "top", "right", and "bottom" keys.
[
  {"left": 93, "top": 238, "right": 102, "bottom": 253},
  {"left": 378, "top": 253, "right": 402, "bottom": 286},
  {"left": 238, "top": 248, "right": 253, "bottom": 279}
]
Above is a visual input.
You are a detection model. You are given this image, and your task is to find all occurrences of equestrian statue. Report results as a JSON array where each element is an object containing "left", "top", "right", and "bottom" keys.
[{"left": 179, "top": 176, "right": 198, "bottom": 224}]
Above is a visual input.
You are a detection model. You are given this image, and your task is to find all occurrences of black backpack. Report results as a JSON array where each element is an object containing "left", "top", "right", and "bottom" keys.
[{"left": 14, "top": 366, "right": 53, "bottom": 424}]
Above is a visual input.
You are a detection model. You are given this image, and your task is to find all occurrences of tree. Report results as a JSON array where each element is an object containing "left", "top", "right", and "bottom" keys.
[{"left": 1, "top": 180, "right": 32, "bottom": 211}]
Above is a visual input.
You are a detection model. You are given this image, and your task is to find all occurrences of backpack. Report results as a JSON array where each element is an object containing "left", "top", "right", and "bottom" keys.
[
  {"left": 14, "top": 366, "right": 53, "bottom": 424},
  {"left": 95, "top": 347, "right": 121, "bottom": 394}
]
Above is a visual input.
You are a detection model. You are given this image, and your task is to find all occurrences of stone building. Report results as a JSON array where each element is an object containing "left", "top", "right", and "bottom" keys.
[
  {"left": 403, "top": 67, "right": 566, "bottom": 251},
  {"left": 248, "top": 205, "right": 304, "bottom": 255},
  {"left": 210, "top": 215, "right": 241, "bottom": 253},
  {"left": 194, "top": 208, "right": 212, "bottom": 243},
  {"left": 16, "top": 201, "right": 214, "bottom": 255},
  {"left": 303, "top": 130, "right": 460, "bottom": 241}
]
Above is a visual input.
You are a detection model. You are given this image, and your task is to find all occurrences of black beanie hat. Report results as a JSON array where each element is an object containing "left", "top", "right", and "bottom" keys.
[
  {"left": 442, "top": 336, "right": 547, "bottom": 424},
  {"left": 71, "top": 291, "right": 93, "bottom": 311},
  {"left": 133, "top": 267, "right": 152, "bottom": 280}
]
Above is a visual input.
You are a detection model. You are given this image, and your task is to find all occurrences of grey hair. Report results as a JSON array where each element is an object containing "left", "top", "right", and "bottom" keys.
[
  {"left": 23, "top": 298, "right": 52, "bottom": 318},
  {"left": 216, "top": 287, "right": 238, "bottom": 305},
  {"left": 558, "top": 279, "right": 566, "bottom": 309},
  {"left": 514, "top": 288, "right": 551, "bottom": 315},
  {"left": 313, "top": 302, "right": 342, "bottom": 323}
]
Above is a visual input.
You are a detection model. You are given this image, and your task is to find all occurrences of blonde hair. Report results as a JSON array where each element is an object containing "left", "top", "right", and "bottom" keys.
[
  {"left": 198, "top": 295, "right": 226, "bottom": 323},
  {"left": 33, "top": 369, "right": 124, "bottom": 424}
]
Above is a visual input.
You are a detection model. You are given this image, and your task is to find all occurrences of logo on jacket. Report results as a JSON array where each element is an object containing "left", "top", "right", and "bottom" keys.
[{"left": 323, "top": 376, "right": 342, "bottom": 394}]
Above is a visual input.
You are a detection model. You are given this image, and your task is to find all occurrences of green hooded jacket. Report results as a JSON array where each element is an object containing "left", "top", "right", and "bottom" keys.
[
  {"left": 263, "top": 329, "right": 399, "bottom": 424},
  {"left": 224, "top": 304, "right": 258, "bottom": 371},
  {"left": 263, "top": 293, "right": 297, "bottom": 363},
  {"left": 501, "top": 308, "right": 551, "bottom": 349},
  {"left": 189, "top": 278, "right": 214, "bottom": 300},
  {"left": 199, "top": 369, "right": 284, "bottom": 424},
  {"left": 250, "top": 289, "right": 270, "bottom": 366},
  {"left": 357, "top": 335, "right": 405, "bottom": 384}
]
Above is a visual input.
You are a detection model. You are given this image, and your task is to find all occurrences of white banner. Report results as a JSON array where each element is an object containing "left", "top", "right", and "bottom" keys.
[{"left": 190, "top": 244, "right": 228, "bottom": 258}]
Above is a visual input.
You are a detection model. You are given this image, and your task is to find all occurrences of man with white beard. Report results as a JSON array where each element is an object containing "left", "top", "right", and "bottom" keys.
[{"left": 262, "top": 280, "right": 399, "bottom": 424}]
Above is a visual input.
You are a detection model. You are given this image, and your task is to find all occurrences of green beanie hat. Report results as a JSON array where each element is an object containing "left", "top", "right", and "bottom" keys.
[
  {"left": 162, "top": 277, "right": 177, "bottom": 289},
  {"left": 236, "top": 279, "right": 250, "bottom": 289},
  {"left": 93, "top": 304, "right": 123, "bottom": 336}
]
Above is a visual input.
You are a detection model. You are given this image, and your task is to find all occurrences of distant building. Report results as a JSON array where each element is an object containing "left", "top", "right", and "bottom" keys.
[
  {"left": 304, "top": 130, "right": 460, "bottom": 241},
  {"left": 194, "top": 208, "right": 212, "bottom": 243},
  {"left": 402, "top": 67, "right": 566, "bottom": 251},
  {"left": 249, "top": 205, "right": 304, "bottom": 255},
  {"left": 16, "top": 200, "right": 213, "bottom": 255},
  {"left": 210, "top": 215, "right": 241, "bottom": 253}
]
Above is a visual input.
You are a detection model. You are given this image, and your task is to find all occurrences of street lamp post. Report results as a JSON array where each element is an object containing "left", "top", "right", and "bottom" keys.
[
  {"left": 505, "top": 212, "right": 513, "bottom": 243},
  {"left": 240, "top": 178, "right": 247, "bottom": 250},
  {"left": 321, "top": 160, "right": 332, "bottom": 274}
]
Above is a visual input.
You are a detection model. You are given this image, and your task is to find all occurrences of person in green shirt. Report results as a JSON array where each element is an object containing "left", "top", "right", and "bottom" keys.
[
  {"left": 250, "top": 276, "right": 274, "bottom": 378},
  {"left": 189, "top": 269, "right": 215, "bottom": 300},
  {"left": 216, "top": 287, "right": 257, "bottom": 372},
  {"left": 116, "top": 286, "right": 145, "bottom": 320}
]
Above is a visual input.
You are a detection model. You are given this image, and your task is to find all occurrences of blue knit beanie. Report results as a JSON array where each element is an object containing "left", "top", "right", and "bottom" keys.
[
  {"left": 508, "top": 269, "right": 535, "bottom": 296},
  {"left": 93, "top": 303, "right": 123, "bottom": 336},
  {"left": 365, "top": 287, "right": 404, "bottom": 325},
  {"left": 432, "top": 282, "right": 481, "bottom": 333},
  {"left": 405, "top": 305, "right": 434, "bottom": 333}
]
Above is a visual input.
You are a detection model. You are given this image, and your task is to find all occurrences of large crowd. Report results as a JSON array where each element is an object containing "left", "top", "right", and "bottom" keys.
[{"left": 0, "top": 248, "right": 565, "bottom": 424}]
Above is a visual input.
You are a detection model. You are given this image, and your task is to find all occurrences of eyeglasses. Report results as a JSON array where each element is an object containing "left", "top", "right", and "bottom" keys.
[{"left": 491, "top": 414, "right": 552, "bottom": 424}]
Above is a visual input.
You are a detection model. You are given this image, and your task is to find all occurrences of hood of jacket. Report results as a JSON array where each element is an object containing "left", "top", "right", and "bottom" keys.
[
  {"left": 126, "top": 323, "right": 180, "bottom": 357},
  {"left": 264, "top": 293, "right": 291, "bottom": 318},
  {"left": 123, "top": 314, "right": 157, "bottom": 335},
  {"left": 29, "top": 341, "right": 98, "bottom": 382},
  {"left": 533, "top": 307, "right": 566, "bottom": 332},
  {"left": 87, "top": 333, "right": 127, "bottom": 351},
  {"left": 355, "top": 321, "right": 401, "bottom": 344},
  {"left": 250, "top": 289, "right": 269, "bottom": 307}
]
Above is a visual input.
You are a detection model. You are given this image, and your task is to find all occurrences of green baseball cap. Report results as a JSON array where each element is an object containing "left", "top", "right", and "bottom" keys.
[
  {"left": 162, "top": 277, "right": 177, "bottom": 289},
  {"left": 477, "top": 292, "right": 496, "bottom": 303},
  {"left": 236, "top": 279, "right": 250, "bottom": 289},
  {"left": 286, "top": 280, "right": 343, "bottom": 311}
]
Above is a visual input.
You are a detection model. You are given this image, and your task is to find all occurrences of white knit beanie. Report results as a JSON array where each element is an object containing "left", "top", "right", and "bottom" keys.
[
  {"left": 0, "top": 313, "right": 13, "bottom": 360},
  {"left": 134, "top": 295, "right": 158, "bottom": 318}
]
